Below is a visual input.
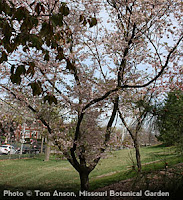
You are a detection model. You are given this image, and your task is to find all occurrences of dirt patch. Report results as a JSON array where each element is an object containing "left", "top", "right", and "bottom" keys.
[{"left": 86, "top": 163, "right": 183, "bottom": 200}]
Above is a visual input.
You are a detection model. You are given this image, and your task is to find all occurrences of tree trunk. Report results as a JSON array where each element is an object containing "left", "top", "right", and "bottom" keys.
[
  {"left": 44, "top": 140, "right": 51, "bottom": 161},
  {"left": 41, "top": 137, "right": 44, "bottom": 154},
  {"left": 134, "top": 140, "right": 141, "bottom": 172},
  {"left": 79, "top": 171, "right": 89, "bottom": 191}
]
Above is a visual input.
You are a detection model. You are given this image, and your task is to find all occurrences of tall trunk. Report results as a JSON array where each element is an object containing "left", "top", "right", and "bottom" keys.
[
  {"left": 79, "top": 171, "right": 89, "bottom": 191},
  {"left": 41, "top": 137, "right": 44, "bottom": 154},
  {"left": 44, "top": 140, "right": 51, "bottom": 161},
  {"left": 134, "top": 140, "right": 141, "bottom": 172}
]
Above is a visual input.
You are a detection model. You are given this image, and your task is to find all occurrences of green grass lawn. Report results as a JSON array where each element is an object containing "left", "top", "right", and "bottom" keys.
[{"left": 0, "top": 145, "right": 182, "bottom": 193}]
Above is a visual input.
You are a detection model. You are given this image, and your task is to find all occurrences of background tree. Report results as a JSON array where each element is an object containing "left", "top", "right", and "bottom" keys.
[
  {"left": 118, "top": 88, "right": 154, "bottom": 171},
  {"left": 38, "top": 101, "right": 65, "bottom": 161},
  {"left": 0, "top": 98, "right": 21, "bottom": 144},
  {"left": 155, "top": 90, "right": 183, "bottom": 146},
  {"left": 0, "top": 0, "right": 182, "bottom": 191}
]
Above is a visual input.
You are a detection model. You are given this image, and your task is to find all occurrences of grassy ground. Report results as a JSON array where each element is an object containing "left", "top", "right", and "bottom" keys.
[{"left": 0, "top": 145, "right": 182, "bottom": 197}]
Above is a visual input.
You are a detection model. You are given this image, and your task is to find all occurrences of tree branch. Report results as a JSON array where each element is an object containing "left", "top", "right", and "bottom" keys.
[
  {"left": 123, "top": 34, "right": 183, "bottom": 89},
  {"left": 0, "top": 85, "right": 52, "bottom": 134},
  {"left": 105, "top": 96, "right": 119, "bottom": 143},
  {"left": 118, "top": 108, "right": 134, "bottom": 141}
]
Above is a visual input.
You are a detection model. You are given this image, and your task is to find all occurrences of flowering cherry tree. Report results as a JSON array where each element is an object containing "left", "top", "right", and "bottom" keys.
[
  {"left": 0, "top": 0, "right": 182, "bottom": 190},
  {"left": 118, "top": 86, "right": 156, "bottom": 171}
]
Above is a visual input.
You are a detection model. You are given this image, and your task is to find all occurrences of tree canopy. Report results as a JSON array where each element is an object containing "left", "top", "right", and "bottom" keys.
[{"left": 0, "top": 0, "right": 183, "bottom": 191}]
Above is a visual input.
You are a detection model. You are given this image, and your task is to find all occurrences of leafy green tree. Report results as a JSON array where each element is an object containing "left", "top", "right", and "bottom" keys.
[{"left": 156, "top": 90, "right": 183, "bottom": 146}]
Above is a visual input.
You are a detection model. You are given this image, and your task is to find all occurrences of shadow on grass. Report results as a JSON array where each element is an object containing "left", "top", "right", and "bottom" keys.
[{"left": 150, "top": 143, "right": 167, "bottom": 148}]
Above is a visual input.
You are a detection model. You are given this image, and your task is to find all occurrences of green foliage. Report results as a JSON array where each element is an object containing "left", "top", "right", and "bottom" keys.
[
  {"left": 59, "top": 3, "right": 70, "bottom": 16},
  {"left": 51, "top": 14, "right": 63, "bottom": 27},
  {"left": 0, "top": 51, "right": 8, "bottom": 63},
  {"left": 0, "top": 0, "right": 11, "bottom": 15},
  {"left": 79, "top": 15, "right": 97, "bottom": 28},
  {"left": 10, "top": 65, "right": 26, "bottom": 85},
  {"left": 40, "top": 22, "right": 53, "bottom": 37},
  {"left": 0, "top": 1, "right": 98, "bottom": 97},
  {"left": 89, "top": 17, "right": 97, "bottom": 28},
  {"left": 29, "top": 34, "right": 43, "bottom": 50},
  {"left": 44, "top": 51, "right": 50, "bottom": 61},
  {"left": 13, "top": 6, "right": 29, "bottom": 21},
  {"left": 27, "top": 62, "right": 35, "bottom": 77},
  {"left": 134, "top": 98, "right": 153, "bottom": 113},
  {"left": 15, "top": 65, "right": 26, "bottom": 76},
  {"left": 20, "top": 15, "right": 38, "bottom": 32},
  {"left": 44, "top": 94, "right": 57, "bottom": 105},
  {"left": 28, "top": 81, "right": 43, "bottom": 96},
  {"left": 156, "top": 90, "right": 183, "bottom": 146},
  {"left": 56, "top": 47, "right": 65, "bottom": 61},
  {"left": 1, "top": 21, "right": 12, "bottom": 41},
  {"left": 66, "top": 59, "right": 76, "bottom": 71}
]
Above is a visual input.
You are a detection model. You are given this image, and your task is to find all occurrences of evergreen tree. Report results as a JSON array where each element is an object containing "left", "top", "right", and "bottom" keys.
[{"left": 156, "top": 90, "right": 183, "bottom": 146}]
